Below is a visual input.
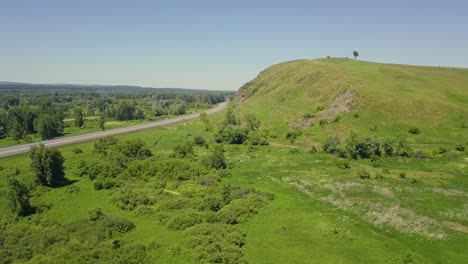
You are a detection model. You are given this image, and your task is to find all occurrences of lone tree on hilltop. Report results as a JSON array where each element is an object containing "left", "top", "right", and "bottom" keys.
[
  {"left": 353, "top": 51, "right": 359, "bottom": 59},
  {"left": 30, "top": 144, "right": 65, "bottom": 187}
]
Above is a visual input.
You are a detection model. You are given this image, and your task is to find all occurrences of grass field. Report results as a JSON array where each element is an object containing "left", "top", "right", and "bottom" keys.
[{"left": 1, "top": 59, "right": 467, "bottom": 263}]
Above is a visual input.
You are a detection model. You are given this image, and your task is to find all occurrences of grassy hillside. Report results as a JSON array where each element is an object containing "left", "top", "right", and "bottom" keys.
[{"left": 234, "top": 58, "right": 468, "bottom": 147}]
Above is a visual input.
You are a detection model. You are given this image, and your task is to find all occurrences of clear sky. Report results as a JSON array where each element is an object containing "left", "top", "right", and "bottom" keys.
[{"left": 1, "top": 0, "right": 467, "bottom": 90}]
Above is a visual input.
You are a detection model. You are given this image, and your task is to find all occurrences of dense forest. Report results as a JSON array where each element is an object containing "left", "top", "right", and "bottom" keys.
[{"left": 0, "top": 85, "right": 233, "bottom": 142}]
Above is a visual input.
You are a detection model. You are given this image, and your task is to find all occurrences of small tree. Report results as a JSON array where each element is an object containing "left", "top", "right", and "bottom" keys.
[
  {"left": 74, "top": 107, "right": 84, "bottom": 127},
  {"left": 98, "top": 114, "right": 105, "bottom": 130},
  {"left": 30, "top": 144, "right": 65, "bottom": 187},
  {"left": 353, "top": 51, "right": 359, "bottom": 59},
  {"left": 204, "top": 145, "right": 227, "bottom": 169},
  {"left": 245, "top": 113, "right": 260, "bottom": 131},
  {"left": 6, "top": 176, "right": 32, "bottom": 217},
  {"left": 36, "top": 113, "right": 63, "bottom": 140}
]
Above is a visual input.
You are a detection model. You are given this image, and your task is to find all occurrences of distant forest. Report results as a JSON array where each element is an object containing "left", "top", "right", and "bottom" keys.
[{"left": 0, "top": 83, "right": 234, "bottom": 141}]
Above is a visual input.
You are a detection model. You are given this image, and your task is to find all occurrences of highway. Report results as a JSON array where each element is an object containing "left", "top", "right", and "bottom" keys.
[{"left": 0, "top": 102, "right": 227, "bottom": 158}]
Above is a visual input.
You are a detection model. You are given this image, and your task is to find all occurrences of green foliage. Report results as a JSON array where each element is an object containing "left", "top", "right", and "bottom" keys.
[
  {"left": 245, "top": 113, "right": 260, "bottom": 131},
  {"left": 356, "top": 168, "right": 371, "bottom": 179},
  {"left": 335, "top": 158, "right": 350, "bottom": 169},
  {"left": 94, "top": 136, "right": 118, "bottom": 155},
  {"left": 308, "top": 145, "right": 318, "bottom": 154},
  {"left": 5, "top": 176, "right": 33, "bottom": 217},
  {"left": 285, "top": 129, "right": 302, "bottom": 142},
  {"left": 200, "top": 112, "right": 213, "bottom": 131},
  {"left": 73, "top": 107, "right": 85, "bottom": 127},
  {"left": 436, "top": 146, "right": 448, "bottom": 154},
  {"left": 455, "top": 144, "right": 465, "bottom": 151},
  {"left": 398, "top": 252, "right": 416, "bottom": 264},
  {"left": 204, "top": 145, "right": 227, "bottom": 170},
  {"left": 36, "top": 112, "right": 64, "bottom": 140},
  {"left": 193, "top": 135, "right": 208, "bottom": 147},
  {"left": 116, "top": 139, "right": 153, "bottom": 160},
  {"left": 216, "top": 125, "right": 249, "bottom": 144},
  {"left": 353, "top": 50, "right": 359, "bottom": 59},
  {"left": 72, "top": 147, "right": 83, "bottom": 154},
  {"left": 222, "top": 108, "right": 240, "bottom": 127},
  {"left": 167, "top": 211, "right": 203, "bottom": 230},
  {"left": 29, "top": 144, "right": 65, "bottom": 187},
  {"left": 186, "top": 224, "right": 246, "bottom": 264},
  {"left": 171, "top": 141, "right": 194, "bottom": 158},
  {"left": 408, "top": 127, "right": 421, "bottom": 134},
  {"left": 98, "top": 114, "right": 105, "bottom": 130},
  {"left": 323, "top": 136, "right": 341, "bottom": 154},
  {"left": 345, "top": 132, "right": 381, "bottom": 159},
  {"left": 112, "top": 188, "right": 154, "bottom": 211},
  {"left": 245, "top": 131, "right": 269, "bottom": 146}
]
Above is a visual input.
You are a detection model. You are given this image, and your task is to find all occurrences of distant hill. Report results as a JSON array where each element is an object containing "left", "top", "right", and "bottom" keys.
[
  {"left": 0, "top": 81, "right": 229, "bottom": 93},
  {"left": 233, "top": 58, "right": 468, "bottom": 147}
]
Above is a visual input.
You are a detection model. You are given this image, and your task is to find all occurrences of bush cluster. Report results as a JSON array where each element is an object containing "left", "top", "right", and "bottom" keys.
[{"left": 323, "top": 133, "right": 413, "bottom": 159}]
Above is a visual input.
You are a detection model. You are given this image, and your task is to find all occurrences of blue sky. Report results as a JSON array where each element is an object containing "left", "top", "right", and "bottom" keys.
[{"left": 1, "top": 0, "right": 467, "bottom": 90}]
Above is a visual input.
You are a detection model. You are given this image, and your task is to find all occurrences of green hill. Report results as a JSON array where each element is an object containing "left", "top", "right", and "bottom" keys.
[{"left": 233, "top": 58, "right": 468, "bottom": 147}]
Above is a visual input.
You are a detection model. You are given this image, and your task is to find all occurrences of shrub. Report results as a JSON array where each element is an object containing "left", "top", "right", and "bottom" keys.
[
  {"left": 369, "top": 125, "right": 378, "bottom": 131},
  {"left": 245, "top": 113, "right": 260, "bottom": 131},
  {"left": 167, "top": 212, "right": 203, "bottom": 230},
  {"left": 333, "top": 115, "right": 341, "bottom": 123},
  {"left": 323, "top": 136, "right": 341, "bottom": 154},
  {"left": 455, "top": 144, "right": 465, "bottom": 152},
  {"left": 382, "top": 139, "right": 395, "bottom": 157},
  {"left": 112, "top": 188, "right": 153, "bottom": 211},
  {"left": 246, "top": 131, "right": 269, "bottom": 146},
  {"left": 394, "top": 137, "right": 413, "bottom": 157},
  {"left": 353, "top": 112, "right": 359, "bottom": 118},
  {"left": 335, "top": 158, "right": 350, "bottom": 169},
  {"left": 186, "top": 224, "right": 246, "bottom": 264},
  {"left": 117, "top": 139, "right": 153, "bottom": 160},
  {"left": 88, "top": 207, "right": 105, "bottom": 221},
  {"left": 203, "top": 145, "right": 227, "bottom": 170},
  {"left": 65, "top": 185, "right": 80, "bottom": 193},
  {"left": 285, "top": 129, "right": 302, "bottom": 142},
  {"left": 357, "top": 168, "right": 371, "bottom": 179},
  {"left": 437, "top": 146, "right": 447, "bottom": 154},
  {"left": 216, "top": 125, "right": 248, "bottom": 144},
  {"left": 94, "top": 136, "right": 118, "bottom": 154},
  {"left": 72, "top": 147, "right": 83, "bottom": 154},
  {"left": 319, "top": 119, "right": 328, "bottom": 127},
  {"left": 345, "top": 132, "right": 381, "bottom": 159},
  {"left": 399, "top": 172, "right": 407, "bottom": 179},
  {"left": 370, "top": 155, "right": 382, "bottom": 167},
  {"left": 308, "top": 145, "right": 318, "bottom": 154},
  {"left": 5, "top": 177, "right": 33, "bottom": 217},
  {"left": 408, "top": 127, "right": 421, "bottom": 134},
  {"left": 30, "top": 144, "right": 65, "bottom": 187},
  {"left": 414, "top": 151, "right": 428, "bottom": 159},
  {"left": 193, "top": 136, "right": 208, "bottom": 147},
  {"left": 171, "top": 142, "right": 194, "bottom": 158}
]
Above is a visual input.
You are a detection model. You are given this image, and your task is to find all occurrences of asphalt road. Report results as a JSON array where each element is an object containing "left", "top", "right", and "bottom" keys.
[{"left": 0, "top": 102, "right": 227, "bottom": 158}]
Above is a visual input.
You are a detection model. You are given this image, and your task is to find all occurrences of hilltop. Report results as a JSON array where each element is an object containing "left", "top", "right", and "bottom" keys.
[{"left": 233, "top": 58, "right": 468, "bottom": 147}]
